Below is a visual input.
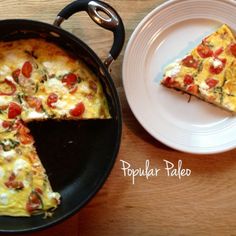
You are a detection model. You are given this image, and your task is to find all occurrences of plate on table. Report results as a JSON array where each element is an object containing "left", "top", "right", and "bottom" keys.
[{"left": 123, "top": 0, "right": 236, "bottom": 154}]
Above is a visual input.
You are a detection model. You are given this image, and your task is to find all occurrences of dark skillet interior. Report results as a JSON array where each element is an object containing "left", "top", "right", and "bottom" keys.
[{"left": 0, "top": 20, "right": 121, "bottom": 233}]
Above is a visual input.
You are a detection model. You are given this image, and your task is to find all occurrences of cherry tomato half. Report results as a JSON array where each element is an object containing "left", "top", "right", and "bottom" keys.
[
  {"left": 197, "top": 44, "right": 213, "bottom": 58},
  {"left": 8, "top": 102, "right": 22, "bottom": 119},
  {"left": 187, "top": 84, "right": 198, "bottom": 95},
  {"left": 69, "top": 102, "right": 85, "bottom": 117},
  {"left": 25, "top": 96, "right": 42, "bottom": 112},
  {"left": 214, "top": 47, "right": 223, "bottom": 57},
  {"left": 47, "top": 93, "right": 58, "bottom": 108},
  {"left": 230, "top": 43, "right": 236, "bottom": 57},
  {"left": 205, "top": 78, "right": 219, "bottom": 88},
  {"left": 209, "top": 58, "right": 226, "bottom": 74},
  {"left": 184, "top": 75, "right": 194, "bottom": 86},
  {"left": 26, "top": 191, "right": 42, "bottom": 213},
  {"left": 22, "top": 61, "right": 33, "bottom": 78},
  {"left": 182, "top": 55, "right": 199, "bottom": 69},
  {"left": 62, "top": 73, "right": 77, "bottom": 88}
]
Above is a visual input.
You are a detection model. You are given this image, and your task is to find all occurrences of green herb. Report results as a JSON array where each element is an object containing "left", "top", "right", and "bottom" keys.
[
  {"left": 56, "top": 75, "right": 63, "bottom": 80},
  {"left": 0, "top": 139, "right": 20, "bottom": 151},
  {"left": 24, "top": 50, "right": 38, "bottom": 59},
  {"left": 222, "top": 73, "right": 228, "bottom": 87},
  {"left": 220, "top": 93, "right": 224, "bottom": 104},
  {"left": 197, "top": 61, "right": 203, "bottom": 73},
  {"left": 17, "top": 93, "right": 24, "bottom": 104},
  {"left": 213, "top": 87, "right": 223, "bottom": 94},
  {"left": 41, "top": 105, "right": 54, "bottom": 118},
  {"left": 203, "top": 41, "right": 214, "bottom": 48},
  {"left": 35, "top": 83, "right": 39, "bottom": 93}
]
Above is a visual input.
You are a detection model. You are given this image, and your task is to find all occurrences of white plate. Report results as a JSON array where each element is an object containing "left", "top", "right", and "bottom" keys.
[{"left": 122, "top": 0, "right": 236, "bottom": 154}]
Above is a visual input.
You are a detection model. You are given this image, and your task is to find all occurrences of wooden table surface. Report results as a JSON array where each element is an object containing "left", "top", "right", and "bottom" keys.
[{"left": 1, "top": 0, "right": 236, "bottom": 235}]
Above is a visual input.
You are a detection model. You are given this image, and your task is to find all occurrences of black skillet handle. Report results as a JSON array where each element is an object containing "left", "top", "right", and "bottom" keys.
[{"left": 53, "top": 0, "right": 125, "bottom": 68}]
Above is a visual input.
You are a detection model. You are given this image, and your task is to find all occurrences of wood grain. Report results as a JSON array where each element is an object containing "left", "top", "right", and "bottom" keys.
[{"left": 0, "top": 0, "right": 236, "bottom": 235}]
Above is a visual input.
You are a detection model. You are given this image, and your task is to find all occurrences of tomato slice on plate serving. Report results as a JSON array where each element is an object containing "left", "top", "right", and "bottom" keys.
[
  {"left": 230, "top": 43, "right": 236, "bottom": 57},
  {"left": 197, "top": 44, "right": 213, "bottom": 58},
  {"left": 209, "top": 58, "right": 226, "bottom": 74},
  {"left": 182, "top": 55, "right": 199, "bottom": 69},
  {"left": 205, "top": 78, "right": 219, "bottom": 88},
  {"left": 184, "top": 75, "right": 194, "bottom": 85}
]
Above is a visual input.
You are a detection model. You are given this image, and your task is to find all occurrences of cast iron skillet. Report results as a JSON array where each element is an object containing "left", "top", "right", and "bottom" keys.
[{"left": 0, "top": 0, "right": 124, "bottom": 233}]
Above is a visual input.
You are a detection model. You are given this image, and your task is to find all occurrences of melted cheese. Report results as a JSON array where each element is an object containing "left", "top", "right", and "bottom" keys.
[
  {"left": 0, "top": 96, "right": 12, "bottom": 107},
  {"left": 44, "top": 78, "right": 67, "bottom": 94},
  {"left": 1, "top": 150, "right": 16, "bottom": 160},
  {"left": 0, "top": 167, "right": 5, "bottom": 178},
  {"left": 47, "top": 192, "right": 60, "bottom": 200},
  {"left": 26, "top": 110, "right": 48, "bottom": 120},
  {"left": 0, "top": 193, "right": 8, "bottom": 205},
  {"left": 0, "top": 65, "right": 11, "bottom": 76},
  {"left": 210, "top": 58, "right": 223, "bottom": 68},
  {"left": 42, "top": 61, "right": 70, "bottom": 77},
  {"left": 164, "top": 61, "right": 181, "bottom": 78},
  {"left": 13, "top": 159, "right": 29, "bottom": 175}
]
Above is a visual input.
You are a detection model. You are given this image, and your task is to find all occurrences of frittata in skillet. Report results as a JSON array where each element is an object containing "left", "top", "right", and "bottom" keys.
[
  {"left": 0, "top": 118, "right": 60, "bottom": 216},
  {"left": 161, "top": 24, "right": 236, "bottom": 112},
  {"left": 0, "top": 38, "right": 110, "bottom": 216}
]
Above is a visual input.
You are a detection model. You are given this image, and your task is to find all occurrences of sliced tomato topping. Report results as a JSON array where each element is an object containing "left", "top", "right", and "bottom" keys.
[
  {"left": 2, "top": 120, "right": 13, "bottom": 129},
  {"left": 69, "top": 85, "right": 78, "bottom": 94},
  {"left": 22, "top": 61, "right": 33, "bottom": 78},
  {"left": 205, "top": 78, "right": 219, "bottom": 88},
  {"left": 187, "top": 84, "right": 198, "bottom": 95},
  {"left": 12, "top": 69, "right": 21, "bottom": 82},
  {"left": 8, "top": 102, "right": 22, "bottom": 119},
  {"left": 25, "top": 96, "right": 42, "bottom": 112},
  {"left": 0, "top": 79, "right": 16, "bottom": 96},
  {"left": 19, "top": 133, "right": 34, "bottom": 145},
  {"left": 214, "top": 47, "right": 223, "bottom": 57},
  {"left": 17, "top": 123, "right": 33, "bottom": 145},
  {"left": 197, "top": 44, "right": 213, "bottom": 58},
  {"left": 5, "top": 173, "right": 24, "bottom": 190},
  {"left": 184, "top": 75, "right": 194, "bottom": 86},
  {"left": 62, "top": 73, "right": 77, "bottom": 88},
  {"left": 182, "top": 55, "right": 199, "bottom": 69},
  {"left": 230, "top": 43, "right": 236, "bottom": 57},
  {"left": 69, "top": 102, "right": 85, "bottom": 117},
  {"left": 35, "top": 187, "right": 43, "bottom": 195},
  {"left": 47, "top": 93, "right": 58, "bottom": 108},
  {"left": 26, "top": 191, "right": 42, "bottom": 213},
  {"left": 162, "top": 77, "right": 173, "bottom": 87},
  {"left": 209, "top": 58, "right": 226, "bottom": 74},
  {"left": 5, "top": 180, "right": 24, "bottom": 189}
]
